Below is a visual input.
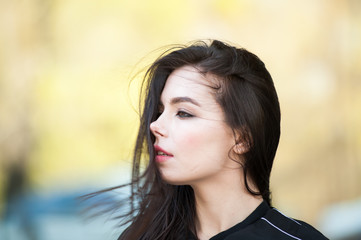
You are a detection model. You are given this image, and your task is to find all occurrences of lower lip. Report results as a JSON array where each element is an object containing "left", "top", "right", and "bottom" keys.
[{"left": 155, "top": 155, "right": 172, "bottom": 163}]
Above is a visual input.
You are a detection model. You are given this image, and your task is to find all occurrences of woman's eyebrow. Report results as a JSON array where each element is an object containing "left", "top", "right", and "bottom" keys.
[{"left": 170, "top": 96, "right": 201, "bottom": 107}]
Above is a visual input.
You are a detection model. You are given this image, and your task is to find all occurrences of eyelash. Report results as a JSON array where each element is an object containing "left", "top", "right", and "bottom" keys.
[
  {"left": 156, "top": 107, "right": 194, "bottom": 119},
  {"left": 176, "top": 110, "right": 193, "bottom": 118}
]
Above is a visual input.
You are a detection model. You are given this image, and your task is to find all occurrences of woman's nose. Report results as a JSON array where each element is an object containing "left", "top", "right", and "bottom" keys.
[{"left": 150, "top": 117, "right": 167, "bottom": 138}]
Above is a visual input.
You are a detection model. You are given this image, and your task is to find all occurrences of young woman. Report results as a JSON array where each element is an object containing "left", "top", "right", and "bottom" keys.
[{"left": 114, "top": 40, "right": 328, "bottom": 239}]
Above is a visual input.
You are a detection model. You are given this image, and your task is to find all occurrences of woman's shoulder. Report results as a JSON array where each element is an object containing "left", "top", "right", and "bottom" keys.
[
  {"left": 245, "top": 207, "right": 329, "bottom": 240},
  {"left": 208, "top": 202, "right": 328, "bottom": 240}
]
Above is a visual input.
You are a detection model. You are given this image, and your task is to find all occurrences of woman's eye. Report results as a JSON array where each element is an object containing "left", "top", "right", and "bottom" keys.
[{"left": 176, "top": 111, "right": 193, "bottom": 118}]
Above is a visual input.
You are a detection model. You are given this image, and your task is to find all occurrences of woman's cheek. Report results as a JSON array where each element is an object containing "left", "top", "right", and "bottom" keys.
[
  {"left": 174, "top": 122, "right": 206, "bottom": 152},
  {"left": 178, "top": 129, "right": 205, "bottom": 153},
  {"left": 182, "top": 134, "right": 199, "bottom": 147}
]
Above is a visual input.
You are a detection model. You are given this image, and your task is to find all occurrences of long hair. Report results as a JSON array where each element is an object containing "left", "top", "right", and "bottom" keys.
[{"left": 112, "top": 40, "right": 280, "bottom": 239}]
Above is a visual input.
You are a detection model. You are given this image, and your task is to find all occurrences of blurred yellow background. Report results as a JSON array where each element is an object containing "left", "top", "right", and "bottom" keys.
[{"left": 0, "top": 0, "right": 360, "bottom": 239}]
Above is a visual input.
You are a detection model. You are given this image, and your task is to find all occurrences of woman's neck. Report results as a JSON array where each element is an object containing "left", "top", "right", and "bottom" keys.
[{"left": 191, "top": 175, "right": 263, "bottom": 240}]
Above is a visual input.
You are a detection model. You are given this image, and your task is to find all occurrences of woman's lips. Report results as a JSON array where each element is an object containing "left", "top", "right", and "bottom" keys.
[{"left": 154, "top": 145, "right": 173, "bottom": 163}]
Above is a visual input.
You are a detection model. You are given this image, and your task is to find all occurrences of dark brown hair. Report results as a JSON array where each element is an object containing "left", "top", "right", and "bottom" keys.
[{"left": 93, "top": 40, "right": 280, "bottom": 240}]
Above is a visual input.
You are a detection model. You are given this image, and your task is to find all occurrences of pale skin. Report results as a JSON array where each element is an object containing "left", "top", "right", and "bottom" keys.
[{"left": 150, "top": 66, "right": 263, "bottom": 240}]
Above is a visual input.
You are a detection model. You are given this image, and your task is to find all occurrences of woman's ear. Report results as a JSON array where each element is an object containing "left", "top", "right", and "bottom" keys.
[{"left": 233, "top": 142, "right": 249, "bottom": 155}]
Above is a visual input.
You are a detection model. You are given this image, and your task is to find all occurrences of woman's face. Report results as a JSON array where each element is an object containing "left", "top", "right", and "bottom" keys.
[{"left": 150, "top": 66, "right": 241, "bottom": 185}]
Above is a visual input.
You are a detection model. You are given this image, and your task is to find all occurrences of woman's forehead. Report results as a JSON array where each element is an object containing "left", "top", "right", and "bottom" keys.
[
  {"left": 169, "top": 65, "right": 218, "bottom": 85},
  {"left": 160, "top": 66, "right": 217, "bottom": 103}
]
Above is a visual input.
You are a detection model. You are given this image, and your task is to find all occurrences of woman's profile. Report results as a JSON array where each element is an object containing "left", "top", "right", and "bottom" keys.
[{"left": 95, "top": 40, "right": 328, "bottom": 240}]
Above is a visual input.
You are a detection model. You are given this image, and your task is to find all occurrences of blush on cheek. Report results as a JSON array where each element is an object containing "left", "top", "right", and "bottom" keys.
[{"left": 181, "top": 134, "right": 201, "bottom": 147}]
